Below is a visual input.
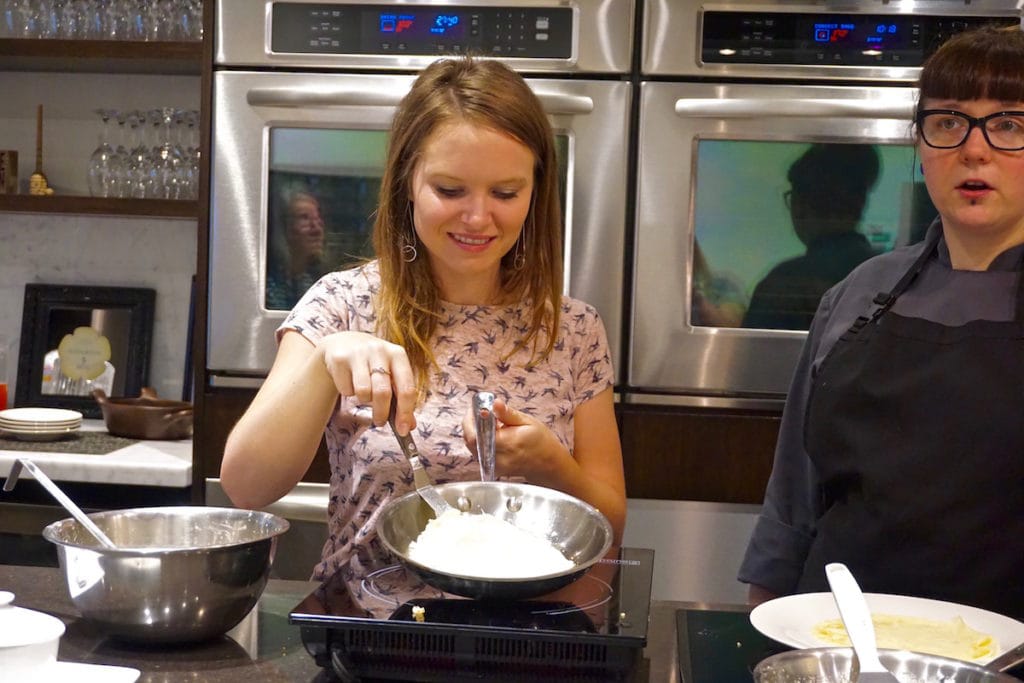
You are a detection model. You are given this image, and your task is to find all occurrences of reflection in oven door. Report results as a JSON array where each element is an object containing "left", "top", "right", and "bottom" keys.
[
  {"left": 208, "top": 71, "right": 630, "bottom": 381},
  {"left": 628, "top": 81, "right": 929, "bottom": 404}
]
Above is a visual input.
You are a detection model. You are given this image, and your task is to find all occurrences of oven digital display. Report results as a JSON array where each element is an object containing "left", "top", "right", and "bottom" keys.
[
  {"left": 376, "top": 11, "right": 466, "bottom": 41},
  {"left": 811, "top": 20, "right": 901, "bottom": 49}
]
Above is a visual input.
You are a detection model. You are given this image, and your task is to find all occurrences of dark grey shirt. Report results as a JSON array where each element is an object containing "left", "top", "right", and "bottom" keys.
[{"left": 737, "top": 222, "right": 1024, "bottom": 595}]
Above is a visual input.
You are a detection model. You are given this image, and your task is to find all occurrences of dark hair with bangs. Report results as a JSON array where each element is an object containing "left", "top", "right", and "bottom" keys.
[{"left": 917, "top": 25, "right": 1024, "bottom": 117}]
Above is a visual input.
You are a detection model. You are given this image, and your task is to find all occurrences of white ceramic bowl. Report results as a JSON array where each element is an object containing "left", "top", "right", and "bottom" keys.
[{"left": 0, "top": 591, "right": 66, "bottom": 679}]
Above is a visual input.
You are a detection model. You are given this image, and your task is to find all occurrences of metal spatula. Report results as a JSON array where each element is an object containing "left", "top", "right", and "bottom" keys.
[
  {"left": 825, "top": 562, "right": 900, "bottom": 683},
  {"left": 387, "top": 397, "right": 450, "bottom": 518}
]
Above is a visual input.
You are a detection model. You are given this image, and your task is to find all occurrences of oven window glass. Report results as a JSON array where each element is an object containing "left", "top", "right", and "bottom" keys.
[
  {"left": 692, "top": 140, "right": 936, "bottom": 331},
  {"left": 266, "top": 127, "right": 386, "bottom": 311},
  {"left": 265, "top": 128, "right": 570, "bottom": 311}
]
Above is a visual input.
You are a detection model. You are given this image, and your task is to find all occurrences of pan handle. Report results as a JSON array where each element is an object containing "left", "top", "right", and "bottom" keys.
[{"left": 473, "top": 392, "right": 496, "bottom": 482}]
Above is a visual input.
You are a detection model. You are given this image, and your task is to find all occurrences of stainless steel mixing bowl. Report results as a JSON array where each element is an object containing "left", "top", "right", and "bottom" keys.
[
  {"left": 376, "top": 481, "right": 613, "bottom": 600},
  {"left": 753, "top": 647, "right": 1019, "bottom": 682},
  {"left": 42, "top": 506, "right": 289, "bottom": 643}
]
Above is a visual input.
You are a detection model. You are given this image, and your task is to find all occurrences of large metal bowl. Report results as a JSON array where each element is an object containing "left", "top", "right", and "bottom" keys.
[
  {"left": 42, "top": 506, "right": 289, "bottom": 643},
  {"left": 753, "top": 647, "right": 1018, "bottom": 682},
  {"left": 376, "top": 481, "right": 613, "bottom": 600}
]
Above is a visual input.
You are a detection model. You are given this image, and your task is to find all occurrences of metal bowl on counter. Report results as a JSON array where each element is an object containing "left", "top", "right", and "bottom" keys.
[
  {"left": 376, "top": 481, "right": 613, "bottom": 600},
  {"left": 42, "top": 506, "right": 289, "bottom": 643},
  {"left": 753, "top": 647, "right": 1019, "bottom": 683}
]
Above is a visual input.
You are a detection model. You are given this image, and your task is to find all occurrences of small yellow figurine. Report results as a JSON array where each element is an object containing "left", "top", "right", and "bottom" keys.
[{"left": 29, "top": 104, "right": 54, "bottom": 196}]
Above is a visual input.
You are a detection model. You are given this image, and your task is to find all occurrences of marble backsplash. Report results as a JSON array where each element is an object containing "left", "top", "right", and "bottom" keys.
[{"left": 0, "top": 213, "right": 196, "bottom": 406}]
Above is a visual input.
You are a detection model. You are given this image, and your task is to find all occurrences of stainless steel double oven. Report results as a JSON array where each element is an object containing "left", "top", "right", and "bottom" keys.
[
  {"left": 209, "top": 0, "right": 634, "bottom": 387},
  {"left": 627, "top": 0, "right": 1022, "bottom": 409}
]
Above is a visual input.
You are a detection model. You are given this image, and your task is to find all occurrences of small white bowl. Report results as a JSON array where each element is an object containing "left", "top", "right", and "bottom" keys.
[{"left": 0, "top": 591, "right": 66, "bottom": 679}]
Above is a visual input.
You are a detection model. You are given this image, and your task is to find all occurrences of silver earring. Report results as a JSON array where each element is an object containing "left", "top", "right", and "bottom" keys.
[
  {"left": 403, "top": 206, "right": 418, "bottom": 262},
  {"left": 402, "top": 238, "right": 418, "bottom": 263},
  {"left": 513, "top": 225, "right": 526, "bottom": 270}
]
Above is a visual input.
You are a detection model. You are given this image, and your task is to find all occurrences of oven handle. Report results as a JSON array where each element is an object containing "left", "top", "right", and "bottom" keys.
[
  {"left": 246, "top": 87, "right": 594, "bottom": 115},
  {"left": 674, "top": 98, "right": 914, "bottom": 120}
]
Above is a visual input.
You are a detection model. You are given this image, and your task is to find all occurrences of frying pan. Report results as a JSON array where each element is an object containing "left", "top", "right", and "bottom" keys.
[
  {"left": 753, "top": 644, "right": 1024, "bottom": 682},
  {"left": 376, "top": 481, "right": 613, "bottom": 600}
]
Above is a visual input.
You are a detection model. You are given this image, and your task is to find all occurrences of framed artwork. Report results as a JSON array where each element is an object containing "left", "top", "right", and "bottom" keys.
[{"left": 15, "top": 284, "right": 156, "bottom": 418}]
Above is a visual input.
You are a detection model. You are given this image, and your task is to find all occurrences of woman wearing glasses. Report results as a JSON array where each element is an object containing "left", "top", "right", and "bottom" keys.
[{"left": 739, "top": 25, "right": 1024, "bottom": 619}]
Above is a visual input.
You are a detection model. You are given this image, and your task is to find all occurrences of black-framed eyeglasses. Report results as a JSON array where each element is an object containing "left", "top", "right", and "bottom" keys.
[{"left": 916, "top": 109, "right": 1024, "bottom": 151}]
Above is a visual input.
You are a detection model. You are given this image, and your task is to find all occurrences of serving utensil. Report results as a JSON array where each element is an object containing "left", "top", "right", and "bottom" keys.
[
  {"left": 3, "top": 458, "right": 116, "bottom": 549},
  {"left": 825, "top": 562, "right": 899, "bottom": 683},
  {"left": 387, "top": 397, "right": 451, "bottom": 517},
  {"left": 472, "top": 391, "right": 496, "bottom": 481}
]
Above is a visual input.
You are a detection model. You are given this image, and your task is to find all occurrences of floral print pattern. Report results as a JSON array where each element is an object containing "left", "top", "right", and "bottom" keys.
[{"left": 280, "top": 261, "right": 614, "bottom": 583}]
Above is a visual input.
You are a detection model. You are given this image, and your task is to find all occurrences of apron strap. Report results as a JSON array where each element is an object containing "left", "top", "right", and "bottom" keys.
[{"left": 841, "top": 228, "right": 940, "bottom": 341}]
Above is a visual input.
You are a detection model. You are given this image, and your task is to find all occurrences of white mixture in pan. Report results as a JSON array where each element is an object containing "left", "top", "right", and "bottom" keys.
[{"left": 407, "top": 509, "right": 574, "bottom": 578}]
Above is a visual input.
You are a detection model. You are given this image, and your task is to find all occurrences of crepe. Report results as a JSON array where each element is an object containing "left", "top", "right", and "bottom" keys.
[{"left": 812, "top": 613, "right": 998, "bottom": 662}]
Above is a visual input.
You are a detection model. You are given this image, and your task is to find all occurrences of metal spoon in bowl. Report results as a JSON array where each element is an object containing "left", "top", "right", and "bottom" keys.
[
  {"left": 825, "top": 562, "right": 899, "bottom": 683},
  {"left": 2, "top": 458, "right": 117, "bottom": 549}
]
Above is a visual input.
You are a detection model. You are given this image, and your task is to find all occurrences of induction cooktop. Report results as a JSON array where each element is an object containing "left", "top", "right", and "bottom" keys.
[{"left": 290, "top": 546, "right": 653, "bottom": 682}]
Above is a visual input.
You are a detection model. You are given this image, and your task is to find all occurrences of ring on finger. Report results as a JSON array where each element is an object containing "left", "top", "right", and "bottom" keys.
[{"left": 370, "top": 366, "right": 391, "bottom": 377}]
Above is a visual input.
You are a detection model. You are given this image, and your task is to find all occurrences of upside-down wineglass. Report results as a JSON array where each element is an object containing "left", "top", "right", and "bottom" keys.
[{"left": 87, "top": 108, "right": 122, "bottom": 198}]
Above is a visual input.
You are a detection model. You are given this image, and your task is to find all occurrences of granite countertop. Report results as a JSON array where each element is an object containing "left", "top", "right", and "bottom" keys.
[
  {"left": 0, "top": 564, "right": 688, "bottom": 682},
  {"left": 0, "top": 419, "right": 191, "bottom": 488}
]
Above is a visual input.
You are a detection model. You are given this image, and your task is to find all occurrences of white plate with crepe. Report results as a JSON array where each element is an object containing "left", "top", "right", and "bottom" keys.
[{"left": 750, "top": 592, "right": 1024, "bottom": 665}]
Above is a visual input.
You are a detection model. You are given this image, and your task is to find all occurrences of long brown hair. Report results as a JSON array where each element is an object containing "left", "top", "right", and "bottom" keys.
[{"left": 373, "top": 57, "right": 563, "bottom": 397}]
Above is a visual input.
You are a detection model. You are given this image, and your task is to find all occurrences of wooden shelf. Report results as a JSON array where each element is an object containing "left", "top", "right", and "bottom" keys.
[
  {"left": 0, "top": 194, "right": 198, "bottom": 218},
  {"left": 0, "top": 38, "right": 202, "bottom": 74}
]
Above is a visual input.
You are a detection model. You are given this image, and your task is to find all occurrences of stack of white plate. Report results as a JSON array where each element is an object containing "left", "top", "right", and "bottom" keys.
[{"left": 0, "top": 408, "right": 83, "bottom": 442}]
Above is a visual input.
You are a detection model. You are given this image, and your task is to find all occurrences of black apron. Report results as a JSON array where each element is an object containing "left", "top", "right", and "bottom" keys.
[{"left": 797, "top": 229, "right": 1024, "bottom": 620}]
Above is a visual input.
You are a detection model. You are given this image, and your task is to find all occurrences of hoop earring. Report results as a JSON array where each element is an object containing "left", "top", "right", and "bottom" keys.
[
  {"left": 402, "top": 206, "right": 418, "bottom": 263},
  {"left": 513, "top": 231, "right": 526, "bottom": 270},
  {"left": 402, "top": 240, "right": 418, "bottom": 263}
]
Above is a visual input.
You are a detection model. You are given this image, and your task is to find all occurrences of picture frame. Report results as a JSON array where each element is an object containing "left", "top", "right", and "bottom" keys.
[{"left": 15, "top": 284, "right": 156, "bottom": 418}]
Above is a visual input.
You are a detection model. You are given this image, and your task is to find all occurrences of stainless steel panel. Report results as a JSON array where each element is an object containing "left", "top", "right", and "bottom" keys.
[
  {"left": 216, "top": 0, "right": 635, "bottom": 74},
  {"left": 629, "top": 81, "right": 918, "bottom": 398},
  {"left": 623, "top": 499, "right": 759, "bottom": 603},
  {"left": 642, "top": 0, "right": 1023, "bottom": 80},
  {"left": 209, "top": 70, "right": 630, "bottom": 379}
]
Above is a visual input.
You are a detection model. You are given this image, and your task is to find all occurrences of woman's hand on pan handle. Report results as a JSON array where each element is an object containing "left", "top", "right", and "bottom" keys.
[
  {"left": 462, "top": 398, "right": 570, "bottom": 486},
  {"left": 317, "top": 331, "right": 417, "bottom": 435}
]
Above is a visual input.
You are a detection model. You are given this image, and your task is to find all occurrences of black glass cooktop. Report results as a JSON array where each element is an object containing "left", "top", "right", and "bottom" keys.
[
  {"left": 291, "top": 546, "right": 653, "bottom": 682},
  {"left": 675, "top": 608, "right": 789, "bottom": 683}
]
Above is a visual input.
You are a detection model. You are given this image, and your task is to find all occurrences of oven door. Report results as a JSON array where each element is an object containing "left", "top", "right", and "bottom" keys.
[
  {"left": 628, "top": 81, "right": 927, "bottom": 406},
  {"left": 208, "top": 70, "right": 630, "bottom": 382}
]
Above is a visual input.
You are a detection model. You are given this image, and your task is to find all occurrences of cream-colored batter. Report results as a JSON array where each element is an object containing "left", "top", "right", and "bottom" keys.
[{"left": 407, "top": 509, "right": 574, "bottom": 578}]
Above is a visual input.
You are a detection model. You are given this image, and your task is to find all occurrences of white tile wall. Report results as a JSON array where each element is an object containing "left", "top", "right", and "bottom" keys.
[{"left": 0, "top": 213, "right": 197, "bottom": 403}]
